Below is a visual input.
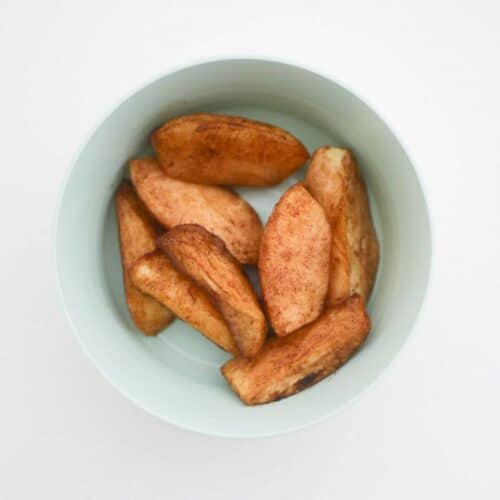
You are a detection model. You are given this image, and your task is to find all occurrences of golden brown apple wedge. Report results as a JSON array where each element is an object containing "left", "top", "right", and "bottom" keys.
[
  {"left": 151, "top": 113, "right": 309, "bottom": 186},
  {"left": 130, "top": 250, "right": 238, "bottom": 355},
  {"left": 221, "top": 295, "right": 370, "bottom": 405},
  {"left": 129, "top": 157, "right": 262, "bottom": 264},
  {"left": 304, "top": 147, "right": 379, "bottom": 304},
  {"left": 158, "top": 225, "right": 267, "bottom": 358},
  {"left": 259, "top": 183, "right": 331, "bottom": 336},
  {"left": 115, "top": 181, "right": 174, "bottom": 335}
]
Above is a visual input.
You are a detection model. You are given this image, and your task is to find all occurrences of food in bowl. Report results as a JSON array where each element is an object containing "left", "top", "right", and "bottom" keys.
[
  {"left": 158, "top": 224, "right": 267, "bottom": 358},
  {"left": 222, "top": 295, "right": 370, "bottom": 405},
  {"left": 129, "top": 157, "right": 262, "bottom": 264},
  {"left": 304, "top": 147, "right": 379, "bottom": 304},
  {"left": 116, "top": 112, "right": 379, "bottom": 405},
  {"left": 258, "top": 183, "right": 332, "bottom": 336},
  {"left": 115, "top": 181, "right": 174, "bottom": 335},
  {"left": 151, "top": 113, "right": 309, "bottom": 186},
  {"left": 130, "top": 250, "right": 238, "bottom": 355}
]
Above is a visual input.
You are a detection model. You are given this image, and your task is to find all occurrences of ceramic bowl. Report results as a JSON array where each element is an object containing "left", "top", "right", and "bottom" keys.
[{"left": 55, "top": 58, "right": 432, "bottom": 437}]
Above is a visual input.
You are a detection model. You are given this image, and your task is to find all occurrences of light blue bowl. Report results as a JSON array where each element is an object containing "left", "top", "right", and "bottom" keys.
[{"left": 55, "top": 59, "right": 432, "bottom": 437}]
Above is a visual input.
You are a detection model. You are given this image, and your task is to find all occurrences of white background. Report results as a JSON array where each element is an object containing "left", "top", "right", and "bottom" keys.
[{"left": 1, "top": 0, "right": 499, "bottom": 498}]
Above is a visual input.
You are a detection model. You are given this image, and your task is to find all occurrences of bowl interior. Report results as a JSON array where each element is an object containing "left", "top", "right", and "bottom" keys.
[{"left": 56, "top": 60, "right": 431, "bottom": 437}]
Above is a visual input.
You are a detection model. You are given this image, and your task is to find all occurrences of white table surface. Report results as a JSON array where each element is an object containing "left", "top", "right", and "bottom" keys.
[{"left": 1, "top": 1, "right": 499, "bottom": 498}]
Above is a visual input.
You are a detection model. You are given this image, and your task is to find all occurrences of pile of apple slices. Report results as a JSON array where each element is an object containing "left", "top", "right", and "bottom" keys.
[{"left": 115, "top": 113, "right": 379, "bottom": 405}]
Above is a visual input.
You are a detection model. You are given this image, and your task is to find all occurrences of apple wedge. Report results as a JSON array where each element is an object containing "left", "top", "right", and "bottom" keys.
[
  {"left": 115, "top": 181, "right": 174, "bottom": 335},
  {"left": 151, "top": 113, "right": 309, "bottom": 186},
  {"left": 304, "top": 147, "right": 379, "bottom": 304},
  {"left": 259, "top": 183, "right": 331, "bottom": 336},
  {"left": 130, "top": 157, "right": 262, "bottom": 264},
  {"left": 221, "top": 295, "right": 370, "bottom": 405},
  {"left": 130, "top": 251, "right": 238, "bottom": 354},
  {"left": 158, "top": 225, "right": 267, "bottom": 358}
]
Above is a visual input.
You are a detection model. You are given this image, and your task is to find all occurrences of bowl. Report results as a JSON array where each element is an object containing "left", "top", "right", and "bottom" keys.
[{"left": 55, "top": 58, "right": 432, "bottom": 437}]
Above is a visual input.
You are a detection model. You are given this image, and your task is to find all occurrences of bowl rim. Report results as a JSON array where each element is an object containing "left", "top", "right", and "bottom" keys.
[{"left": 53, "top": 55, "right": 435, "bottom": 438}]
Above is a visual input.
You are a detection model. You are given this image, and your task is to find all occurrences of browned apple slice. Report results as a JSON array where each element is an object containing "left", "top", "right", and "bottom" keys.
[
  {"left": 304, "top": 147, "right": 379, "bottom": 304},
  {"left": 259, "top": 183, "right": 331, "bottom": 336},
  {"left": 222, "top": 295, "right": 370, "bottom": 405},
  {"left": 130, "top": 157, "right": 262, "bottom": 264},
  {"left": 115, "top": 181, "right": 174, "bottom": 335},
  {"left": 130, "top": 250, "right": 238, "bottom": 354},
  {"left": 151, "top": 113, "right": 309, "bottom": 186},
  {"left": 158, "top": 225, "right": 267, "bottom": 358}
]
